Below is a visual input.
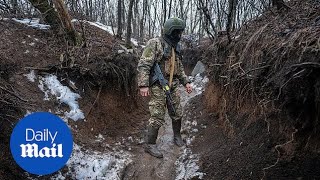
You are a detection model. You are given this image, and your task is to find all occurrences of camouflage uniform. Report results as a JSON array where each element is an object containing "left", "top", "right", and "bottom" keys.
[{"left": 137, "top": 37, "right": 189, "bottom": 129}]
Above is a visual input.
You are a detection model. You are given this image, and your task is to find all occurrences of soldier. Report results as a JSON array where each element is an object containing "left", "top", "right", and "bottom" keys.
[{"left": 137, "top": 17, "right": 193, "bottom": 158}]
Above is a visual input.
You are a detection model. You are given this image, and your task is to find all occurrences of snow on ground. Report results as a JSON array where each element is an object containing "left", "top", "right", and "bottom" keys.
[
  {"left": 175, "top": 148, "right": 204, "bottom": 180},
  {"left": 87, "top": 21, "right": 115, "bottom": 35},
  {"left": 175, "top": 73, "right": 208, "bottom": 180},
  {"left": 40, "top": 75, "right": 85, "bottom": 121},
  {"left": 131, "top": 38, "right": 139, "bottom": 46},
  {"left": 180, "top": 74, "right": 209, "bottom": 107},
  {"left": 72, "top": 19, "right": 140, "bottom": 47},
  {"left": 14, "top": 18, "right": 140, "bottom": 47},
  {"left": 12, "top": 18, "right": 50, "bottom": 29},
  {"left": 23, "top": 71, "right": 131, "bottom": 179},
  {"left": 24, "top": 70, "right": 85, "bottom": 121},
  {"left": 53, "top": 143, "right": 131, "bottom": 180},
  {"left": 24, "top": 70, "right": 36, "bottom": 82}
]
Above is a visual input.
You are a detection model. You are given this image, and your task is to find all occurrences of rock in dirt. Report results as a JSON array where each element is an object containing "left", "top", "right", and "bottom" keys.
[{"left": 191, "top": 61, "right": 205, "bottom": 77}]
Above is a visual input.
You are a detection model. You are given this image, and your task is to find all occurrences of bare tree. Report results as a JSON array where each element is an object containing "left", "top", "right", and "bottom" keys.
[
  {"left": 126, "top": 0, "right": 134, "bottom": 46},
  {"left": 162, "top": 0, "right": 167, "bottom": 24},
  {"left": 2, "top": 0, "right": 272, "bottom": 44},
  {"left": 168, "top": 0, "right": 173, "bottom": 18},
  {"left": 198, "top": 0, "right": 217, "bottom": 40},
  {"left": 226, "top": 0, "right": 237, "bottom": 42},
  {"left": 132, "top": 0, "right": 139, "bottom": 38},
  {"left": 272, "top": 0, "right": 289, "bottom": 10},
  {"left": 139, "top": 0, "right": 147, "bottom": 42},
  {"left": 53, "top": 0, "right": 80, "bottom": 45},
  {"left": 28, "top": 0, "right": 80, "bottom": 45},
  {"left": 117, "top": 0, "right": 122, "bottom": 38},
  {"left": 28, "top": 0, "right": 60, "bottom": 30},
  {"left": 179, "top": 0, "right": 184, "bottom": 19},
  {"left": 10, "top": 0, "right": 18, "bottom": 14}
]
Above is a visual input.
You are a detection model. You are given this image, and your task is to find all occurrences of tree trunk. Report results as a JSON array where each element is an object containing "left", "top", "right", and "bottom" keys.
[
  {"left": 163, "top": 0, "right": 167, "bottom": 24},
  {"left": 126, "top": 0, "right": 134, "bottom": 47},
  {"left": 122, "top": 0, "right": 126, "bottom": 34},
  {"left": 85, "top": 0, "right": 89, "bottom": 17},
  {"left": 272, "top": 0, "right": 288, "bottom": 10},
  {"left": 132, "top": 0, "right": 139, "bottom": 38},
  {"left": 117, "top": 0, "right": 122, "bottom": 38},
  {"left": 198, "top": 0, "right": 216, "bottom": 40},
  {"left": 10, "top": 0, "right": 18, "bottom": 14},
  {"left": 168, "top": 0, "right": 173, "bottom": 18},
  {"left": 226, "top": 0, "right": 237, "bottom": 42},
  {"left": 29, "top": 0, "right": 80, "bottom": 45},
  {"left": 139, "top": 0, "right": 147, "bottom": 42},
  {"left": 101, "top": 0, "right": 106, "bottom": 24},
  {"left": 28, "top": 0, "right": 60, "bottom": 31},
  {"left": 148, "top": 1, "right": 151, "bottom": 38},
  {"left": 53, "top": 0, "right": 80, "bottom": 45},
  {"left": 179, "top": 0, "right": 184, "bottom": 18}
]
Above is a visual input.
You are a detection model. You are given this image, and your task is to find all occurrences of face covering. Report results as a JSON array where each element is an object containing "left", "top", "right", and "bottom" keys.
[
  {"left": 171, "top": 29, "right": 183, "bottom": 42},
  {"left": 164, "top": 29, "right": 183, "bottom": 46}
]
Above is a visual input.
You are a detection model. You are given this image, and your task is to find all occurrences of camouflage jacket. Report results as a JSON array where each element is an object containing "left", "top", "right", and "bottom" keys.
[{"left": 137, "top": 37, "right": 189, "bottom": 87}]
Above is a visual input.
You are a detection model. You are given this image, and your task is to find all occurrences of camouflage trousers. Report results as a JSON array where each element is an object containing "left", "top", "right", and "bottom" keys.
[{"left": 148, "top": 82, "right": 183, "bottom": 129}]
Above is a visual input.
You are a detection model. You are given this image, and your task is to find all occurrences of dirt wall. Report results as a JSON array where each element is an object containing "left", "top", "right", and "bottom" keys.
[{"left": 196, "top": 0, "right": 320, "bottom": 178}]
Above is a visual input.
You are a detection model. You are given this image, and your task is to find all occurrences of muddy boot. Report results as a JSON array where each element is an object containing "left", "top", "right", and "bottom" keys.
[
  {"left": 144, "top": 126, "right": 163, "bottom": 158},
  {"left": 172, "top": 119, "right": 185, "bottom": 147}
]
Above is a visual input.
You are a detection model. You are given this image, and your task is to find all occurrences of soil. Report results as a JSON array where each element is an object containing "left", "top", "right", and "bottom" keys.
[
  {"left": 123, "top": 114, "right": 182, "bottom": 180},
  {"left": 0, "top": 18, "right": 199, "bottom": 180},
  {"left": 0, "top": 19, "right": 146, "bottom": 179},
  {"left": 185, "top": 84, "right": 320, "bottom": 179},
  {"left": 193, "top": 0, "right": 320, "bottom": 178},
  {"left": 1, "top": 1, "right": 320, "bottom": 178}
]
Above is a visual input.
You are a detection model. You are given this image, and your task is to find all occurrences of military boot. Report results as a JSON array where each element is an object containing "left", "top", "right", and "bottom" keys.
[
  {"left": 172, "top": 119, "right": 185, "bottom": 147},
  {"left": 144, "top": 126, "right": 163, "bottom": 158}
]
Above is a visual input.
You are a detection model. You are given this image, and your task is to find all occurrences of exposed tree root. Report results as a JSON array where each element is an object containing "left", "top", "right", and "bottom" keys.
[{"left": 261, "top": 129, "right": 298, "bottom": 179}]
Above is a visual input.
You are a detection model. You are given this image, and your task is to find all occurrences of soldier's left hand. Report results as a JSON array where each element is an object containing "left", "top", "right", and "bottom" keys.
[{"left": 185, "top": 83, "right": 192, "bottom": 94}]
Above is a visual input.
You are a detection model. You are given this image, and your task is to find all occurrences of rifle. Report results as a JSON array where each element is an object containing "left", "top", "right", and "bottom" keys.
[{"left": 150, "top": 62, "right": 176, "bottom": 115}]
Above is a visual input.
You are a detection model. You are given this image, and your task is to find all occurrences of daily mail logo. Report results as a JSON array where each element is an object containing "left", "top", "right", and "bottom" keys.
[
  {"left": 21, "top": 128, "right": 63, "bottom": 158},
  {"left": 10, "top": 112, "right": 73, "bottom": 175}
]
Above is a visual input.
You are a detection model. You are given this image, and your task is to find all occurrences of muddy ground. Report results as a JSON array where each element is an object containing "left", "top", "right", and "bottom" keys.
[
  {"left": 0, "top": 18, "right": 204, "bottom": 180},
  {"left": 1, "top": 2, "right": 320, "bottom": 178}
]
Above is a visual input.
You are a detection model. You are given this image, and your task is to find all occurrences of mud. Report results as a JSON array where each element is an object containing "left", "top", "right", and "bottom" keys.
[{"left": 123, "top": 78, "right": 207, "bottom": 180}]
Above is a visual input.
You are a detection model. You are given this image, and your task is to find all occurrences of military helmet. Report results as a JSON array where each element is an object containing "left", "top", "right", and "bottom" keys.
[{"left": 163, "top": 17, "right": 186, "bottom": 35}]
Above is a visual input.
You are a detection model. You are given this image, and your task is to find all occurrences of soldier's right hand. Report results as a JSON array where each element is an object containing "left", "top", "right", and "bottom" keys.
[{"left": 140, "top": 87, "right": 150, "bottom": 97}]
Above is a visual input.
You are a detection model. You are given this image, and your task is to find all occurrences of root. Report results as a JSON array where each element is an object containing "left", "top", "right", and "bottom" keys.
[
  {"left": 261, "top": 129, "right": 298, "bottom": 179},
  {"left": 239, "top": 24, "right": 269, "bottom": 64},
  {"left": 87, "top": 85, "right": 102, "bottom": 117},
  {"left": 0, "top": 85, "right": 28, "bottom": 102}
]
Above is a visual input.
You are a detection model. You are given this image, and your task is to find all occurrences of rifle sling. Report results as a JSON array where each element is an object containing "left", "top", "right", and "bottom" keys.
[{"left": 169, "top": 47, "right": 175, "bottom": 87}]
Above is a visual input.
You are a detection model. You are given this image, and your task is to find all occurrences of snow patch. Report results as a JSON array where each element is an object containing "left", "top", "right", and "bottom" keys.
[
  {"left": 24, "top": 70, "right": 36, "bottom": 82},
  {"left": 176, "top": 74, "right": 208, "bottom": 179},
  {"left": 131, "top": 38, "right": 139, "bottom": 46},
  {"left": 175, "top": 148, "right": 205, "bottom": 180},
  {"left": 86, "top": 21, "right": 114, "bottom": 35},
  {"left": 190, "top": 74, "right": 209, "bottom": 96},
  {"left": 12, "top": 18, "right": 50, "bottom": 30},
  {"left": 38, "top": 75, "right": 84, "bottom": 121},
  {"left": 95, "top": 134, "right": 105, "bottom": 142},
  {"left": 180, "top": 74, "right": 209, "bottom": 107},
  {"left": 72, "top": 20, "right": 140, "bottom": 48},
  {"left": 56, "top": 143, "right": 131, "bottom": 179},
  {"left": 38, "top": 78, "right": 49, "bottom": 100}
]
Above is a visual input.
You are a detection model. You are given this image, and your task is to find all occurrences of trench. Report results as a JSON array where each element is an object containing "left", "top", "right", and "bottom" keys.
[{"left": 122, "top": 74, "right": 208, "bottom": 180}]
